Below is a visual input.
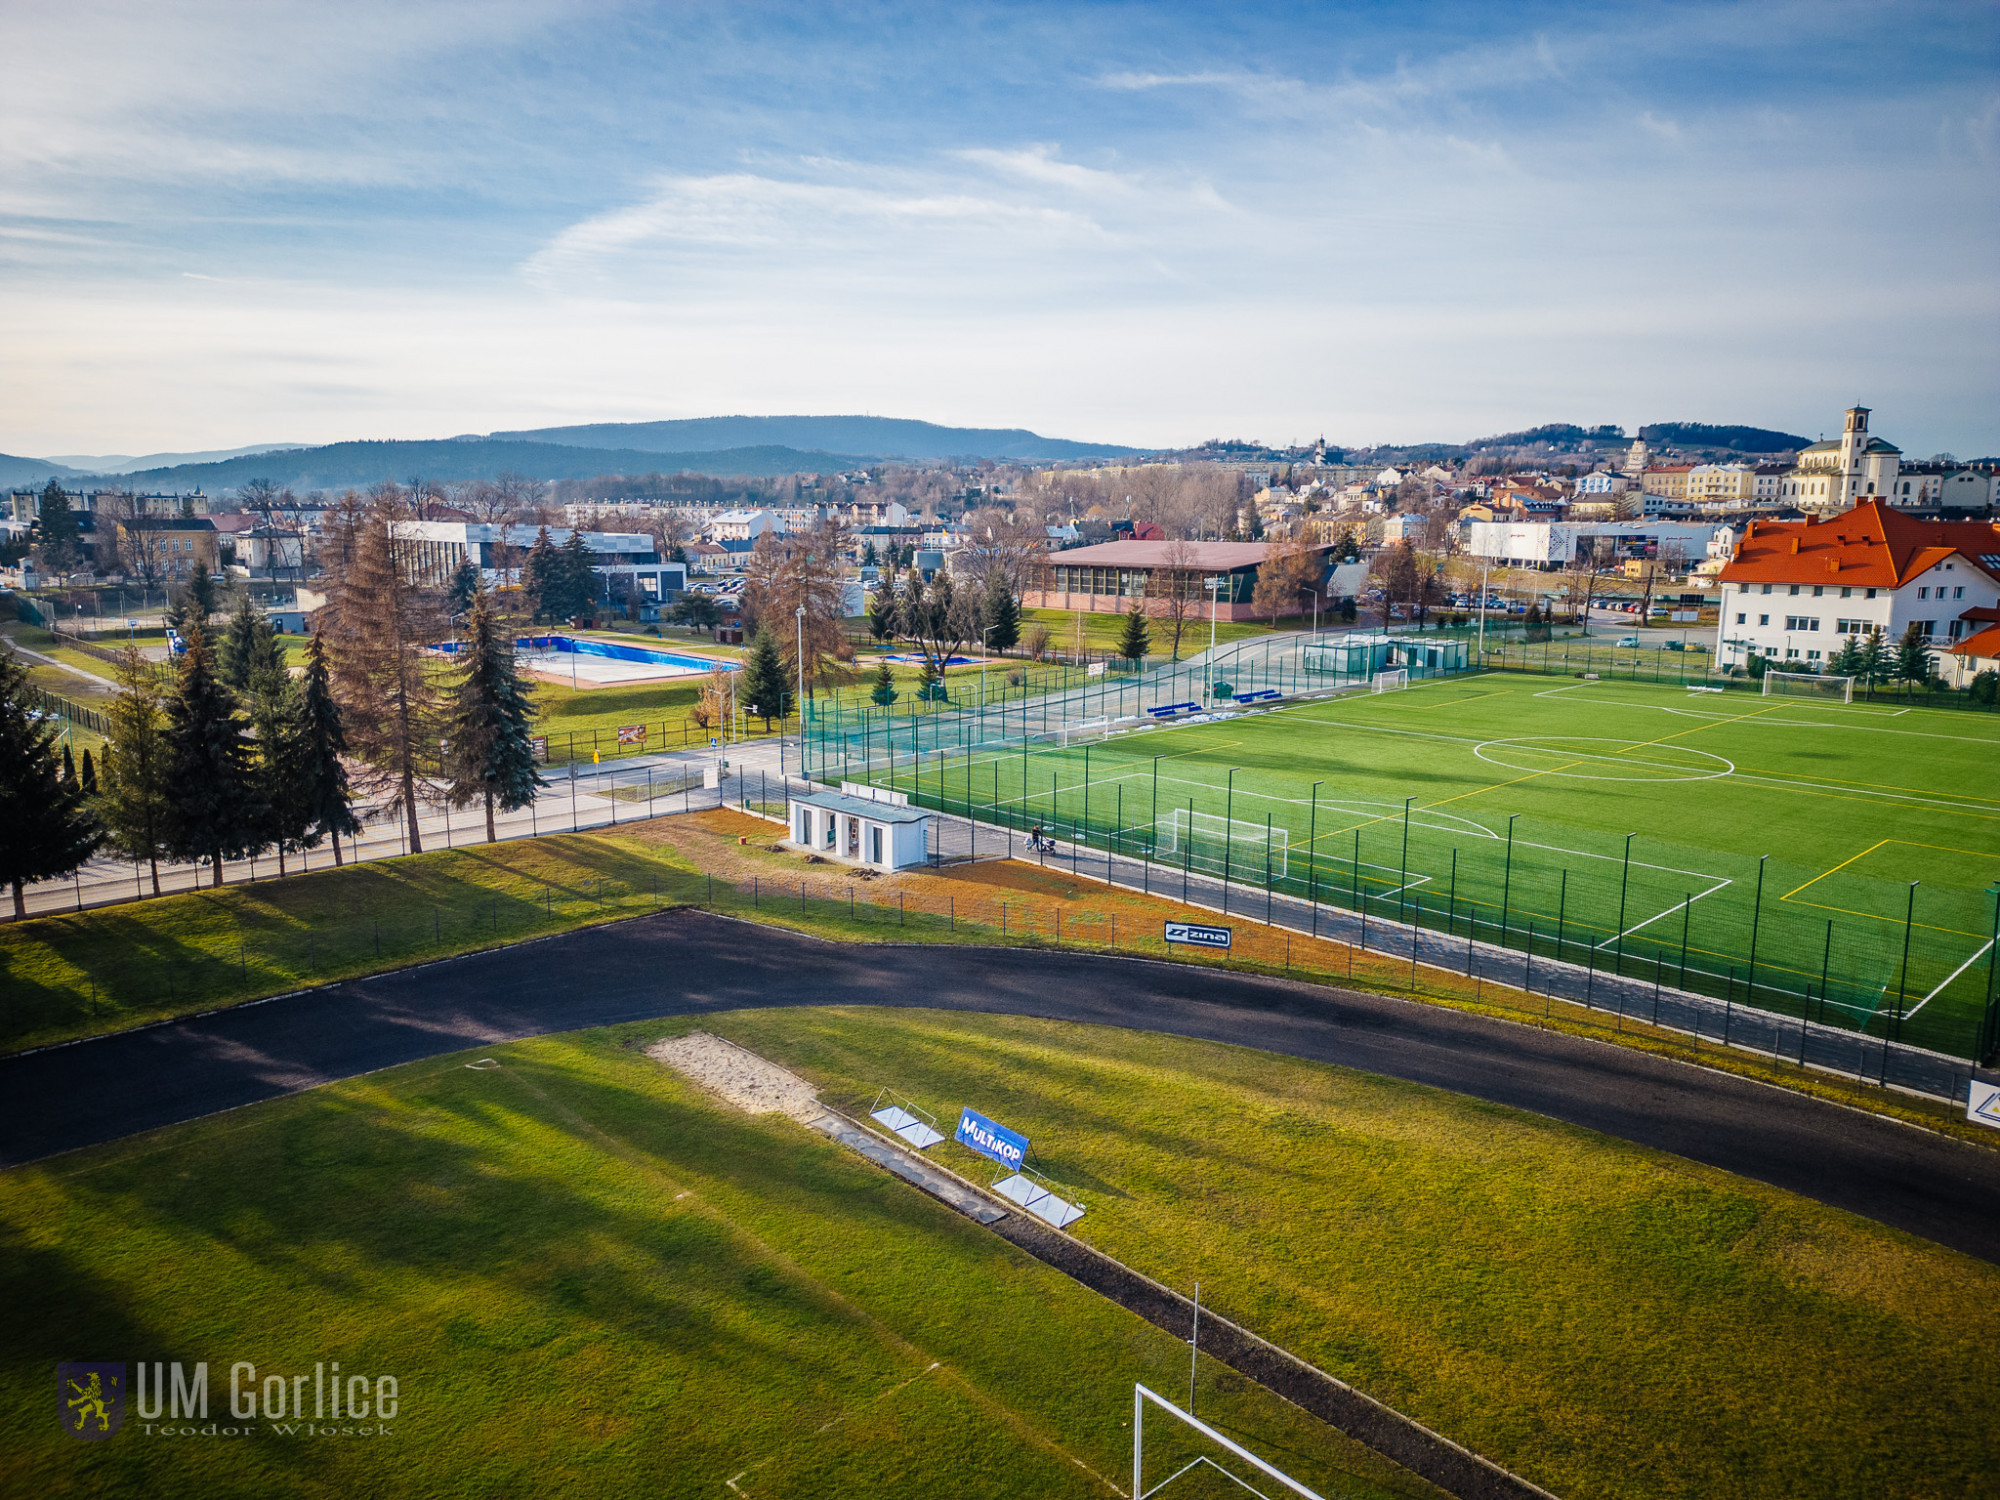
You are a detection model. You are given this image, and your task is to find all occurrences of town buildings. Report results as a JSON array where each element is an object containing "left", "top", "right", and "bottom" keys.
[{"left": 1023, "top": 539, "right": 1335, "bottom": 622}]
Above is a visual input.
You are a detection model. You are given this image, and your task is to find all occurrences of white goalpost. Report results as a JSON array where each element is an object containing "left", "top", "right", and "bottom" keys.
[
  {"left": 1132, "top": 1385, "right": 1324, "bottom": 1500},
  {"left": 1059, "top": 716, "right": 1111, "bottom": 748},
  {"left": 1762, "top": 671, "right": 1854, "bottom": 704},
  {"left": 1155, "top": 808, "right": 1289, "bottom": 881},
  {"left": 1372, "top": 667, "right": 1409, "bottom": 693}
]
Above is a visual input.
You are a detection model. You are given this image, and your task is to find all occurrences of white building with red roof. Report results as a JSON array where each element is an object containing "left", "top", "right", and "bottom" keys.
[{"left": 1714, "top": 500, "right": 2000, "bottom": 684}]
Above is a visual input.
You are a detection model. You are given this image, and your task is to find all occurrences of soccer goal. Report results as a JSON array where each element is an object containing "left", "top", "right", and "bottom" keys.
[
  {"left": 1060, "top": 716, "right": 1111, "bottom": 748},
  {"left": 1372, "top": 668, "right": 1409, "bottom": 693},
  {"left": 1132, "top": 1384, "right": 1324, "bottom": 1500},
  {"left": 1156, "top": 808, "right": 1288, "bottom": 882},
  {"left": 1762, "top": 671, "right": 1854, "bottom": 704}
]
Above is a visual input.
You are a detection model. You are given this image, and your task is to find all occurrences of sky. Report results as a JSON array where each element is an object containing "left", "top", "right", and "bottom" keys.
[{"left": 3, "top": 0, "right": 1996, "bottom": 459}]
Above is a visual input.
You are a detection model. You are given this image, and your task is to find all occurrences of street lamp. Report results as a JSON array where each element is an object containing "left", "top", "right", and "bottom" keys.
[
  {"left": 795, "top": 605, "right": 806, "bottom": 774},
  {"left": 1203, "top": 575, "right": 1223, "bottom": 696}
]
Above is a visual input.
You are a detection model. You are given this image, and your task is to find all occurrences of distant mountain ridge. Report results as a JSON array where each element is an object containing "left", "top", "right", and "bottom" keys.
[
  {"left": 490, "top": 414, "right": 1140, "bottom": 462},
  {"left": 1638, "top": 422, "right": 1810, "bottom": 454}
]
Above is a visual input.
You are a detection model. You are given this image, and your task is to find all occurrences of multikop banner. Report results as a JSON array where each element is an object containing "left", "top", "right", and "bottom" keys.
[
  {"left": 1164, "top": 921, "right": 1232, "bottom": 950},
  {"left": 955, "top": 1109, "right": 1029, "bottom": 1170}
]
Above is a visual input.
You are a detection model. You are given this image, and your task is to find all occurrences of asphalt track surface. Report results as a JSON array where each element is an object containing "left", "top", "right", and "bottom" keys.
[{"left": 6, "top": 909, "right": 2000, "bottom": 1264}]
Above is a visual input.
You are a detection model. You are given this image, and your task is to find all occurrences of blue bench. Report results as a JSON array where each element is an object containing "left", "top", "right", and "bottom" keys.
[
  {"left": 1232, "top": 689, "right": 1281, "bottom": 704},
  {"left": 1148, "top": 702, "right": 1202, "bottom": 719}
]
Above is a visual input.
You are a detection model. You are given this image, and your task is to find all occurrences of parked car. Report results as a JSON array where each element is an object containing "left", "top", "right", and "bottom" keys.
[{"left": 1615, "top": 635, "right": 1642, "bottom": 647}]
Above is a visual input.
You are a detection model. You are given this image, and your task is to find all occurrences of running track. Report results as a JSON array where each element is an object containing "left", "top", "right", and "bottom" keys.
[{"left": 4, "top": 909, "right": 1998, "bottom": 1263}]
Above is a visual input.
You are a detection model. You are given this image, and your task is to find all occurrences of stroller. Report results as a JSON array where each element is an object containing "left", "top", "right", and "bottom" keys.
[{"left": 1026, "top": 826, "right": 1058, "bottom": 855}]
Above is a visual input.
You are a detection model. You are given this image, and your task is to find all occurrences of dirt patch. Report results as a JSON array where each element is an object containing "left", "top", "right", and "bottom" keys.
[{"left": 645, "top": 1032, "right": 824, "bottom": 1123}]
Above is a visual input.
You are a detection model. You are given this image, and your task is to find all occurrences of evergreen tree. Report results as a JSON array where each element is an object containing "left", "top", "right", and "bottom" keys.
[
  {"left": 61, "top": 742, "right": 78, "bottom": 789},
  {"left": 80, "top": 747, "right": 97, "bottom": 795},
  {"left": 862, "top": 540, "right": 878, "bottom": 568},
  {"left": 295, "top": 631, "right": 362, "bottom": 864},
  {"left": 443, "top": 586, "right": 544, "bottom": 842},
  {"left": 0, "top": 648, "right": 103, "bottom": 918},
  {"left": 558, "top": 530, "right": 597, "bottom": 621},
  {"left": 868, "top": 573, "right": 900, "bottom": 641},
  {"left": 869, "top": 659, "right": 899, "bottom": 707},
  {"left": 100, "top": 646, "right": 173, "bottom": 895},
  {"left": 1893, "top": 622, "right": 1935, "bottom": 691},
  {"left": 34, "top": 481, "right": 81, "bottom": 572},
  {"left": 917, "top": 657, "right": 947, "bottom": 703},
  {"left": 1858, "top": 626, "right": 1893, "bottom": 698},
  {"left": 1828, "top": 635, "right": 1865, "bottom": 678},
  {"left": 446, "top": 559, "right": 480, "bottom": 617},
  {"left": 250, "top": 674, "right": 311, "bottom": 875},
  {"left": 741, "top": 628, "right": 793, "bottom": 729},
  {"left": 162, "top": 623, "right": 265, "bottom": 887},
  {"left": 217, "top": 594, "right": 283, "bottom": 692},
  {"left": 982, "top": 573, "right": 1020, "bottom": 653},
  {"left": 186, "top": 567, "right": 219, "bottom": 629},
  {"left": 1116, "top": 601, "right": 1151, "bottom": 663},
  {"left": 523, "top": 526, "right": 560, "bottom": 624}
]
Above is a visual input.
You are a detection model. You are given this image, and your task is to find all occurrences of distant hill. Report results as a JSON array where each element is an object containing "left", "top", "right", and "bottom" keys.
[
  {"left": 1638, "top": 422, "right": 1809, "bottom": 453},
  {"left": 491, "top": 415, "right": 1140, "bottom": 462},
  {"left": 0, "top": 453, "right": 87, "bottom": 488},
  {"left": 93, "top": 440, "right": 876, "bottom": 492},
  {"left": 1464, "top": 423, "right": 1627, "bottom": 452},
  {"left": 41, "top": 443, "right": 307, "bottom": 474}
]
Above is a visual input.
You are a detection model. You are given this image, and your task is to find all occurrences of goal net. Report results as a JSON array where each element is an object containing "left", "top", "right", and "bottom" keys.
[
  {"left": 1132, "top": 1384, "right": 1324, "bottom": 1500},
  {"left": 1372, "top": 668, "right": 1409, "bottom": 693},
  {"left": 1156, "top": 807, "right": 1289, "bottom": 882},
  {"left": 1762, "top": 671, "right": 1853, "bottom": 704},
  {"left": 1060, "top": 717, "right": 1111, "bottom": 748}
]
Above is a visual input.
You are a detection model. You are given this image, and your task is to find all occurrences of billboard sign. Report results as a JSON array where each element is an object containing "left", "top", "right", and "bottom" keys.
[
  {"left": 1968, "top": 1079, "right": 2000, "bottom": 1131},
  {"left": 1164, "top": 921, "right": 1232, "bottom": 950},
  {"left": 529, "top": 736, "right": 548, "bottom": 763},
  {"left": 955, "top": 1108, "right": 1028, "bottom": 1170},
  {"left": 616, "top": 724, "right": 647, "bottom": 747}
]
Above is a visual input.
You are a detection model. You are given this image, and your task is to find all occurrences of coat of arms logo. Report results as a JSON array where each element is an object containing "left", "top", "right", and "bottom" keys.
[{"left": 59, "top": 1363, "right": 126, "bottom": 1440}]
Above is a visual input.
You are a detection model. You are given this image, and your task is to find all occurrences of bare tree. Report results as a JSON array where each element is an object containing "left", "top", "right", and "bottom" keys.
[
  {"left": 1249, "top": 534, "right": 1320, "bottom": 625},
  {"left": 740, "top": 520, "right": 852, "bottom": 696},
  {"left": 1154, "top": 539, "right": 1206, "bottom": 660}
]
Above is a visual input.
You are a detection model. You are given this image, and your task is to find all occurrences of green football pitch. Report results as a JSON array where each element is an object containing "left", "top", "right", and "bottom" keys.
[{"left": 872, "top": 674, "right": 2000, "bottom": 1057}]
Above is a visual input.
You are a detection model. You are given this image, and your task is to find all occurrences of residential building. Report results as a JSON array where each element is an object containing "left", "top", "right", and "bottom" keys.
[
  {"left": 1887, "top": 464, "right": 1996, "bottom": 515},
  {"left": 116, "top": 516, "right": 220, "bottom": 579},
  {"left": 1778, "top": 405, "right": 1902, "bottom": 514},
  {"left": 1023, "top": 539, "right": 1334, "bottom": 622},
  {"left": 1575, "top": 472, "right": 1633, "bottom": 496},
  {"left": 389, "top": 521, "right": 685, "bottom": 604},
  {"left": 1687, "top": 463, "right": 1756, "bottom": 504},
  {"left": 1465, "top": 519, "right": 1721, "bottom": 568},
  {"left": 1711, "top": 500, "right": 2000, "bottom": 675},
  {"left": 706, "top": 509, "right": 783, "bottom": 544},
  {"left": 1640, "top": 463, "right": 1696, "bottom": 499}
]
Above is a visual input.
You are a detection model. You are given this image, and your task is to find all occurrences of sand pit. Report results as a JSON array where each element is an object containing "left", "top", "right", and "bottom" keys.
[{"left": 646, "top": 1032, "right": 824, "bottom": 1123}]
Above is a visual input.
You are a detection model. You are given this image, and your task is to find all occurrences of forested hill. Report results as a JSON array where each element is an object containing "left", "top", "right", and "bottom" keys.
[
  {"left": 1637, "top": 422, "right": 1812, "bottom": 452},
  {"left": 76, "top": 441, "right": 874, "bottom": 491},
  {"left": 490, "top": 415, "right": 1140, "bottom": 462}
]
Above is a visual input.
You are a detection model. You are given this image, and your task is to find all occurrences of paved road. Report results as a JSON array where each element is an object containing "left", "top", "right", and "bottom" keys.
[{"left": 6, "top": 909, "right": 1999, "bottom": 1263}]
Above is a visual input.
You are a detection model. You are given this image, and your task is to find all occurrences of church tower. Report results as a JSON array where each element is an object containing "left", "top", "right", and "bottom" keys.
[{"left": 1835, "top": 406, "right": 1869, "bottom": 506}]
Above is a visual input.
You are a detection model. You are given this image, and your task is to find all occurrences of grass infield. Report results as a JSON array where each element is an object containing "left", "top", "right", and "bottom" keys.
[
  {"left": 6, "top": 1011, "right": 1996, "bottom": 1499},
  {"left": 877, "top": 674, "right": 2000, "bottom": 1056}
]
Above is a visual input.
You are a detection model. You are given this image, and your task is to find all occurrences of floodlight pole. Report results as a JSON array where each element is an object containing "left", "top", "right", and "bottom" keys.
[
  {"left": 1308, "top": 781, "right": 1322, "bottom": 925},
  {"left": 1894, "top": 880, "right": 1918, "bottom": 1047},
  {"left": 1744, "top": 855, "right": 1768, "bottom": 1009},
  {"left": 1614, "top": 832, "right": 1636, "bottom": 972},
  {"left": 1399, "top": 796, "right": 1414, "bottom": 923},
  {"left": 796, "top": 605, "right": 806, "bottom": 779},
  {"left": 1222, "top": 767, "right": 1238, "bottom": 914},
  {"left": 1499, "top": 813, "right": 1519, "bottom": 946},
  {"left": 1476, "top": 560, "right": 1489, "bottom": 659}
]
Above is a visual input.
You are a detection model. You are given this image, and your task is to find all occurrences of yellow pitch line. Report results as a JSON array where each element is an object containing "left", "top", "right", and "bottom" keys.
[
  {"left": 1615, "top": 701, "right": 1786, "bottom": 754},
  {"left": 1741, "top": 767, "right": 2000, "bottom": 805},
  {"left": 1782, "top": 840, "right": 1892, "bottom": 902}
]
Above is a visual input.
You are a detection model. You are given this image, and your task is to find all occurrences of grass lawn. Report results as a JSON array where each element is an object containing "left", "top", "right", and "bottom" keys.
[
  {"left": 878, "top": 674, "right": 2000, "bottom": 1057},
  {"left": 0, "top": 1021, "right": 1436, "bottom": 1500},
  {"left": 1022, "top": 606, "right": 1290, "bottom": 661}
]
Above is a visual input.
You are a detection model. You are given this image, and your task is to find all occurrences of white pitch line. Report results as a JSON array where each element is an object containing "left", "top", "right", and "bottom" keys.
[
  {"left": 1592, "top": 876, "right": 1735, "bottom": 950},
  {"left": 1901, "top": 937, "right": 1998, "bottom": 1020}
]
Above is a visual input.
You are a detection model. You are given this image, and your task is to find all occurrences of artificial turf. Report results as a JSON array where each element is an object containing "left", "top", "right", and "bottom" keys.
[{"left": 865, "top": 673, "right": 2000, "bottom": 1055}]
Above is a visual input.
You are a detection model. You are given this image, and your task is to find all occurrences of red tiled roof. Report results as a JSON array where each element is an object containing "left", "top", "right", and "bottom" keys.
[
  {"left": 1716, "top": 501, "right": 2000, "bottom": 589},
  {"left": 1950, "top": 624, "right": 2000, "bottom": 660}
]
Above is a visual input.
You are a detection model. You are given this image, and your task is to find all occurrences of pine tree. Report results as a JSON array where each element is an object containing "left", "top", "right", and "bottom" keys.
[
  {"left": 163, "top": 623, "right": 265, "bottom": 887},
  {"left": 100, "top": 646, "right": 173, "bottom": 895},
  {"left": 79, "top": 747, "right": 97, "bottom": 795},
  {"left": 219, "top": 594, "right": 282, "bottom": 691},
  {"left": 1858, "top": 626, "right": 1893, "bottom": 698},
  {"left": 321, "top": 495, "right": 445, "bottom": 854},
  {"left": 446, "top": 559, "right": 480, "bottom": 617},
  {"left": 1116, "top": 601, "right": 1151, "bottom": 663},
  {"left": 186, "top": 568, "right": 219, "bottom": 629},
  {"left": 34, "top": 481, "right": 81, "bottom": 572},
  {"left": 61, "top": 742, "right": 78, "bottom": 789},
  {"left": 558, "top": 530, "right": 597, "bottom": 621},
  {"left": 870, "top": 659, "right": 898, "bottom": 706},
  {"left": 295, "top": 631, "right": 361, "bottom": 864},
  {"left": 443, "top": 585, "right": 544, "bottom": 842},
  {"left": 523, "top": 526, "right": 560, "bottom": 624},
  {"left": 1893, "top": 622, "right": 1935, "bottom": 691},
  {"left": 1828, "top": 635, "right": 1864, "bottom": 678},
  {"left": 868, "top": 573, "right": 900, "bottom": 641},
  {"left": 250, "top": 675, "right": 311, "bottom": 875},
  {"left": 741, "top": 628, "right": 793, "bottom": 729},
  {"left": 0, "top": 649, "right": 103, "bottom": 917},
  {"left": 982, "top": 573, "right": 1020, "bottom": 653}
]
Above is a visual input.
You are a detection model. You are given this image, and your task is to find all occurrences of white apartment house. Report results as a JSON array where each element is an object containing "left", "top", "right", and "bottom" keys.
[
  {"left": 1713, "top": 499, "right": 2000, "bottom": 685},
  {"left": 706, "top": 509, "right": 784, "bottom": 544}
]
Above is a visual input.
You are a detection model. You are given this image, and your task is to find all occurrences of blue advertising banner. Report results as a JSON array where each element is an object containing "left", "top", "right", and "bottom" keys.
[
  {"left": 1164, "top": 920, "right": 1232, "bottom": 949},
  {"left": 955, "top": 1108, "right": 1029, "bottom": 1170}
]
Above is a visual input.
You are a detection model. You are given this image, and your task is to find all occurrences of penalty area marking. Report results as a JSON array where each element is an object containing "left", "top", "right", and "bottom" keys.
[{"left": 1473, "top": 736, "right": 1735, "bottom": 783}]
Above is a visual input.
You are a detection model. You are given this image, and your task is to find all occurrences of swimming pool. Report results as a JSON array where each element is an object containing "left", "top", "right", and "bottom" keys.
[
  {"left": 437, "top": 634, "right": 737, "bottom": 685},
  {"left": 513, "top": 635, "right": 735, "bottom": 672}
]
